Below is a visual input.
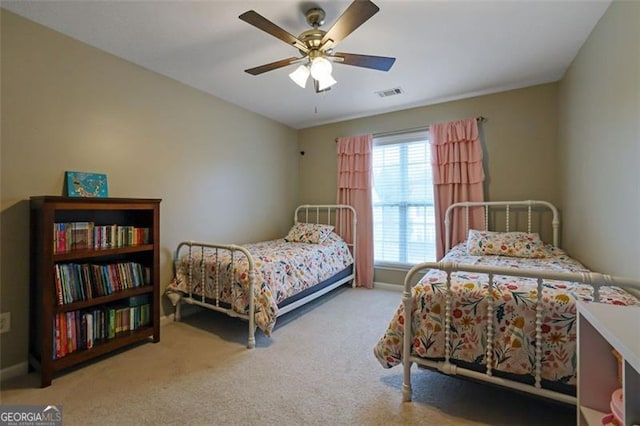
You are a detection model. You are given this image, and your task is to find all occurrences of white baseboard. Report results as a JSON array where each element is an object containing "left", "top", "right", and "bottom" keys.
[
  {"left": 373, "top": 282, "right": 402, "bottom": 292},
  {"left": 0, "top": 361, "right": 28, "bottom": 382}
]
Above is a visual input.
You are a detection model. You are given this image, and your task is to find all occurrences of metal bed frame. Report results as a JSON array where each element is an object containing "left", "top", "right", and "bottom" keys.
[
  {"left": 401, "top": 200, "right": 640, "bottom": 404},
  {"left": 171, "top": 204, "right": 357, "bottom": 349}
]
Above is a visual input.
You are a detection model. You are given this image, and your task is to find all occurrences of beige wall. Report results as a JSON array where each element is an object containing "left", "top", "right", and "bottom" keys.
[
  {"left": 558, "top": 0, "right": 640, "bottom": 277},
  {"left": 0, "top": 11, "right": 299, "bottom": 369},
  {"left": 298, "top": 84, "right": 560, "bottom": 286}
]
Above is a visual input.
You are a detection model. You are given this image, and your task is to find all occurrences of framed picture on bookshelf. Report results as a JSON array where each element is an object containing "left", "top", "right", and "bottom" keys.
[{"left": 65, "top": 171, "right": 109, "bottom": 198}]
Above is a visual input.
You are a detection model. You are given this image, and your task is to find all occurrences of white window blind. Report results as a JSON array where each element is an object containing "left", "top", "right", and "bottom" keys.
[{"left": 372, "top": 130, "right": 436, "bottom": 265}]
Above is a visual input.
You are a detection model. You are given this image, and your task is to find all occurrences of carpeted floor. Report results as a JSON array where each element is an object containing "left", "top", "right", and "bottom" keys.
[{"left": 1, "top": 287, "right": 575, "bottom": 425}]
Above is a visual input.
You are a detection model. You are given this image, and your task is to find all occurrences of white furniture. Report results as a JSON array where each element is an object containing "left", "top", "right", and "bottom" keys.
[{"left": 577, "top": 301, "right": 640, "bottom": 426}]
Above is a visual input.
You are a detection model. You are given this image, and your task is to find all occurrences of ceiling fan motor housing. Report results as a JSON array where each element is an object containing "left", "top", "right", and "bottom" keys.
[
  {"left": 298, "top": 8, "right": 328, "bottom": 57},
  {"left": 305, "top": 8, "right": 325, "bottom": 27},
  {"left": 298, "top": 29, "right": 326, "bottom": 57}
]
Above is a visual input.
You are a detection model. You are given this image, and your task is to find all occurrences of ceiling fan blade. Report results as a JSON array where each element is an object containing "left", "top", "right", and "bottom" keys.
[
  {"left": 331, "top": 52, "right": 396, "bottom": 71},
  {"left": 239, "top": 10, "right": 308, "bottom": 53},
  {"left": 320, "top": 0, "right": 379, "bottom": 48},
  {"left": 245, "top": 57, "right": 302, "bottom": 76}
]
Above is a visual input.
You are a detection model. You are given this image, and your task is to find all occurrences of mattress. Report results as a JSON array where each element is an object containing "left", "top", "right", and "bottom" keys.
[
  {"left": 373, "top": 242, "right": 639, "bottom": 387},
  {"left": 168, "top": 232, "right": 354, "bottom": 335}
]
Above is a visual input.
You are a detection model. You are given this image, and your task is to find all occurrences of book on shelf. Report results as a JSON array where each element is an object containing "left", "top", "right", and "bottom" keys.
[
  {"left": 86, "top": 313, "right": 94, "bottom": 349},
  {"left": 54, "top": 265, "right": 64, "bottom": 305},
  {"left": 52, "top": 302, "right": 151, "bottom": 359},
  {"left": 54, "top": 315, "right": 62, "bottom": 359},
  {"left": 53, "top": 222, "right": 150, "bottom": 253},
  {"left": 66, "top": 312, "right": 73, "bottom": 355},
  {"left": 127, "top": 294, "right": 151, "bottom": 307},
  {"left": 53, "top": 262, "right": 148, "bottom": 305},
  {"left": 107, "top": 308, "right": 116, "bottom": 339},
  {"left": 71, "top": 222, "right": 92, "bottom": 250}
]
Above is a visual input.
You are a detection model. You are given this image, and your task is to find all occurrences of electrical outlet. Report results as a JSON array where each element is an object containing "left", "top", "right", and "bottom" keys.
[{"left": 0, "top": 312, "right": 10, "bottom": 334}]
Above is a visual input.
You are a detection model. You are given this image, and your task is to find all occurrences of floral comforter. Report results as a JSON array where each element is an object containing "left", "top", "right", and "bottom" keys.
[
  {"left": 167, "top": 232, "right": 353, "bottom": 336},
  {"left": 373, "top": 243, "right": 639, "bottom": 385}
]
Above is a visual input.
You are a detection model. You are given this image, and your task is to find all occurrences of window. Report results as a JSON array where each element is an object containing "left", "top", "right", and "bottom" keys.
[{"left": 372, "top": 130, "right": 436, "bottom": 266}]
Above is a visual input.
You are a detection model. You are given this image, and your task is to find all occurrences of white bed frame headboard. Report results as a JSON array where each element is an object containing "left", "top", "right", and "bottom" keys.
[
  {"left": 444, "top": 200, "right": 560, "bottom": 253},
  {"left": 294, "top": 204, "right": 357, "bottom": 238},
  {"left": 294, "top": 203, "right": 357, "bottom": 281}
]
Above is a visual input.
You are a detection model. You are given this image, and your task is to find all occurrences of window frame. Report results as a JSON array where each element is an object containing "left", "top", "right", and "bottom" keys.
[{"left": 372, "top": 130, "right": 435, "bottom": 268}]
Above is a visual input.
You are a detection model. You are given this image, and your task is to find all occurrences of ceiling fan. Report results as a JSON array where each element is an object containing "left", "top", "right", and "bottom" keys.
[{"left": 239, "top": 0, "right": 396, "bottom": 93}]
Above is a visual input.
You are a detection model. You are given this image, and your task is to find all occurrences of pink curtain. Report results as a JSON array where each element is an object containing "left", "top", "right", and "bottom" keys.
[
  {"left": 431, "top": 119, "right": 485, "bottom": 260},
  {"left": 337, "top": 134, "right": 374, "bottom": 288}
]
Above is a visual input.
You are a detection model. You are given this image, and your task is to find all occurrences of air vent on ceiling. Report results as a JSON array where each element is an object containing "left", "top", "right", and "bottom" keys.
[{"left": 375, "top": 87, "right": 403, "bottom": 98}]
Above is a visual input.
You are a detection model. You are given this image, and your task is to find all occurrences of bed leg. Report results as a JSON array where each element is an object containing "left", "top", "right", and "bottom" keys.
[
  {"left": 402, "top": 360, "right": 413, "bottom": 402},
  {"left": 247, "top": 326, "right": 256, "bottom": 349},
  {"left": 401, "top": 277, "right": 414, "bottom": 402},
  {"left": 175, "top": 303, "right": 182, "bottom": 322},
  {"left": 402, "top": 381, "right": 412, "bottom": 402}
]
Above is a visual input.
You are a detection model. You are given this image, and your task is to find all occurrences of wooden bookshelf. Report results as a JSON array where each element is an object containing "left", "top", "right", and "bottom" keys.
[{"left": 29, "top": 196, "right": 161, "bottom": 387}]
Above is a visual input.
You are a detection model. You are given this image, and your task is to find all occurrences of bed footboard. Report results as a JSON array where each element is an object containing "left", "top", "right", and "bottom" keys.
[
  {"left": 401, "top": 262, "right": 640, "bottom": 404},
  {"left": 171, "top": 241, "right": 257, "bottom": 349}
]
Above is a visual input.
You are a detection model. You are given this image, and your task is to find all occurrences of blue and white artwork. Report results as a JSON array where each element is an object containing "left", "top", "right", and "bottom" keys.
[{"left": 65, "top": 171, "right": 109, "bottom": 198}]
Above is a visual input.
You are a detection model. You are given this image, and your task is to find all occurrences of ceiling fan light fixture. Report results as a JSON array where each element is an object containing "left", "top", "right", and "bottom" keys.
[
  {"left": 289, "top": 65, "right": 310, "bottom": 88},
  {"left": 317, "top": 74, "right": 337, "bottom": 91},
  {"left": 310, "top": 57, "right": 333, "bottom": 80}
]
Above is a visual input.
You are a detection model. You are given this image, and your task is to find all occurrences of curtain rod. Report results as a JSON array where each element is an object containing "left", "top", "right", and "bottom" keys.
[
  {"left": 336, "top": 116, "right": 487, "bottom": 141},
  {"left": 373, "top": 125, "right": 429, "bottom": 138}
]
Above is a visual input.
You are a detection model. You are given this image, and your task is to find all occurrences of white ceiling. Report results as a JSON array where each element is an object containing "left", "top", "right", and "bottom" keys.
[{"left": 2, "top": 0, "right": 611, "bottom": 129}]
